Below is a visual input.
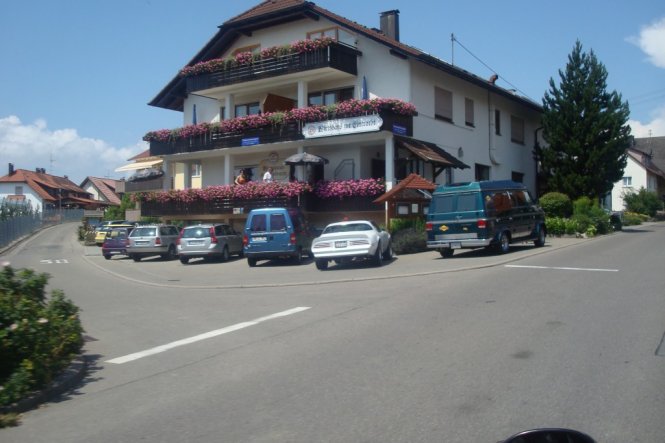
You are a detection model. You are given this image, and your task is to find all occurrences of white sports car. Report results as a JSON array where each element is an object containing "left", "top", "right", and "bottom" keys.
[{"left": 311, "top": 220, "right": 393, "bottom": 270}]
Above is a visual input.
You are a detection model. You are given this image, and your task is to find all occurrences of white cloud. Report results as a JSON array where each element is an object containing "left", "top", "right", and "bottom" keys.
[
  {"left": 629, "top": 105, "right": 665, "bottom": 137},
  {"left": 0, "top": 116, "right": 146, "bottom": 185},
  {"left": 630, "top": 17, "right": 665, "bottom": 68}
]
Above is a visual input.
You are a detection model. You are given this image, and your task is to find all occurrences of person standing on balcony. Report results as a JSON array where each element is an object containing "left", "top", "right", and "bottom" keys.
[
  {"left": 235, "top": 169, "right": 247, "bottom": 185},
  {"left": 262, "top": 167, "right": 273, "bottom": 183}
]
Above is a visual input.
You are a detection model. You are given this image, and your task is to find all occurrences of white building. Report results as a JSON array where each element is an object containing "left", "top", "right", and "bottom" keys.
[
  {"left": 609, "top": 146, "right": 665, "bottom": 211},
  {"left": 144, "top": 0, "right": 543, "bottom": 223}
]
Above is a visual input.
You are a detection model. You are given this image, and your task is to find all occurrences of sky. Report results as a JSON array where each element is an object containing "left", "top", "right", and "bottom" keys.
[{"left": 1, "top": 0, "right": 664, "bottom": 185}]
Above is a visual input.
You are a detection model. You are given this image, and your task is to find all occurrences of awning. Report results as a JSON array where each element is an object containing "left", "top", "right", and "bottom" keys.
[
  {"left": 394, "top": 135, "right": 469, "bottom": 169},
  {"left": 114, "top": 159, "right": 163, "bottom": 172}
]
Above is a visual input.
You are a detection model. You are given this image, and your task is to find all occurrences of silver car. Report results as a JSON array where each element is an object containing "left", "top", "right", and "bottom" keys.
[
  {"left": 311, "top": 220, "right": 393, "bottom": 270},
  {"left": 177, "top": 224, "right": 243, "bottom": 264},
  {"left": 127, "top": 225, "right": 180, "bottom": 261}
]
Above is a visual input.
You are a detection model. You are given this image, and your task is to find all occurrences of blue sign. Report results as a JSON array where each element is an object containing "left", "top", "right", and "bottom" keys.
[
  {"left": 241, "top": 137, "right": 260, "bottom": 146},
  {"left": 392, "top": 124, "right": 407, "bottom": 135}
]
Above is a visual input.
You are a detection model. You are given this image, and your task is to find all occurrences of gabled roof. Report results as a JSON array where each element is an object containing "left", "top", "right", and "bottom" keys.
[
  {"left": 0, "top": 169, "right": 88, "bottom": 203},
  {"left": 632, "top": 136, "right": 665, "bottom": 176},
  {"left": 80, "top": 176, "right": 122, "bottom": 205},
  {"left": 394, "top": 135, "right": 469, "bottom": 169},
  {"left": 149, "top": 0, "right": 541, "bottom": 113},
  {"left": 373, "top": 173, "right": 436, "bottom": 203},
  {"left": 626, "top": 147, "right": 665, "bottom": 179}
]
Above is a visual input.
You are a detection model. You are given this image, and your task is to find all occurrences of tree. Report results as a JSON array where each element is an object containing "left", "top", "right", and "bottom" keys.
[
  {"left": 105, "top": 193, "right": 134, "bottom": 220},
  {"left": 536, "top": 41, "right": 631, "bottom": 200}
]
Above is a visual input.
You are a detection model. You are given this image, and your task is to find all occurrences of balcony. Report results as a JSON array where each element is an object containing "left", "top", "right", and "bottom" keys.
[
  {"left": 123, "top": 177, "right": 165, "bottom": 193},
  {"left": 139, "top": 194, "right": 380, "bottom": 218},
  {"left": 186, "top": 42, "right": 359, "bottom": 93},
  {"left": 149, "top": 110, "right": 413, "bottom": 156}
]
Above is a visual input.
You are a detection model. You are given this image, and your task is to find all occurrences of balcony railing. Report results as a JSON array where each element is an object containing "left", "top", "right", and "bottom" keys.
[
  {"left": 149, "top": 111, "right": 413, "bottom": 156},
  {"left": 123, "top": 177, "right": 165, "bottom": 193},
  {"left": 139, "top": 194, "right": 381, "bottom": 218},
  {"left": 186, "top": 42, "right": 359, "bottom": 93}
]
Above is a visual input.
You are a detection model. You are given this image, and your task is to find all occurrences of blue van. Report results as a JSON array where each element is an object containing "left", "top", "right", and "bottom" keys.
[
  {"left": 425, "top": 180, "right": 546, "bottom": 257},
  {"left": 242, "top": 207, "right": 314, "bottom": 267}
]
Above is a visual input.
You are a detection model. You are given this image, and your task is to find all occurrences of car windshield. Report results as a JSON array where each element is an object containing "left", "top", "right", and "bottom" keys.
[
  {"left": 323, "top": 223, "right": 373, "bottom": 234},
  {"left": 183, "top": 227, "right": 210, "bottom": 238},
  {"left": 131, "top": 227, "right": 157, "bottom": 237}
]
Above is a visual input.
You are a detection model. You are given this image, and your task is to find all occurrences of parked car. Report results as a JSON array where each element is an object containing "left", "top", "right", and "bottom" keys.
[
  {"left": 242, "top": 207, "right": 314, "bottom": 267},
  {"left": 311, "top": 220, "right": 393, "bottom": 270},
  {"left": 94, "top": 222, "right": 134, "bottom": 246},
  {"left": 425, "top": 180, "right": 546, "bottom": 257},
  {"left": 177, "top": 224, "right": 243, "bottom": 264},
  {"left": 127, "top": 224, "right": 180, "bottom": 261},
  {"left": 101, "top": 227, "right": 134, "bottom": 260}
]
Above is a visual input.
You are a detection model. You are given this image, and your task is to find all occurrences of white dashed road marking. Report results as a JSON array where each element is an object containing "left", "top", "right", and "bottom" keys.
[
  {"left": 506, "top": 265, "right": 618, "bottom": 272},
  {"left": 106, "top": 306, "right": 311, "bottom": 364}
]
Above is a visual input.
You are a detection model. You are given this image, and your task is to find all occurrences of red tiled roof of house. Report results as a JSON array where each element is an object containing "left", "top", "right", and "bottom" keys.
[
  {"left": 128, "top": 149, "right": 151, "bottom": 161},
  {"left": 226, "top": 0, "right": 306, "bottom": 23},
  {"left": 84, "top": 176, "right": 122, "bottom": 205},
  {"left": 0, "top": 169, "right": 89, "bottom": 203}
]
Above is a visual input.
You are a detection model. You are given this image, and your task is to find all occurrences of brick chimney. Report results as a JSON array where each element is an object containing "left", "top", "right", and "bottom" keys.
[
  {"left": 380, "top": 10, "right": 400, "bottom": 41},
  {"left": 8, "top": 163, "right": 15, "bottom": 175}
]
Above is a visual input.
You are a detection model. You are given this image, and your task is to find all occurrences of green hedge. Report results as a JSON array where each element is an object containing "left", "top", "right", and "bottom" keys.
[
  {"left": 539, "top": 192, "right": 573, "bottom": 218},
  {"left": 0, "top": 266, "right": 84, "bottom": 408},
  {"left": 389, "top": 218, "right": 427, "bottom": 255},
  {"left": 545, "top": 196, "right": 612, "bottom": 236}
]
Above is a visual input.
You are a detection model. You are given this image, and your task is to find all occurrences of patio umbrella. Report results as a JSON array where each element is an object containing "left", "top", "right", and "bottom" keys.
[{"left": 283, "top": 152, "right": 329, "bottom": 165}]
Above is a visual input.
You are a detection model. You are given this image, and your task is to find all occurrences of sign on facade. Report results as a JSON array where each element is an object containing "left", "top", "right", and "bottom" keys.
[{"left": 303, "top": 115, "right": 383, "bottom": 139}]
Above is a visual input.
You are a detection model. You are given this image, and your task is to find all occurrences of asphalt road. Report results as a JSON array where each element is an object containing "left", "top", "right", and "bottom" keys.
[{"left": 1, "top": 222, "right": 664, "bottom": 442}]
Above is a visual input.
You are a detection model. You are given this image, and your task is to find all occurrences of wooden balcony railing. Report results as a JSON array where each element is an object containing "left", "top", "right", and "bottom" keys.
[
  {"left": 186, "top": 42, "right": 359, "bottom": 93},
  {"left": 149, "top": 111, "right": 413, "bottom": 156},
  {"left": 139, "top": 194, "right": 381, "bottom": 218}
]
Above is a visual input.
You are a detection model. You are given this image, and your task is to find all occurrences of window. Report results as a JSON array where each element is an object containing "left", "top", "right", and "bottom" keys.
[
  {"left": 432, "top": 195, "right": 454, "bottom": 213},
  {"left": 307, "top": 27, "right": 355, "bottom": 46},
  {"left": 308, "top": 87, "right": 354, "bottom": 106},
  {"left": 435, "top": 87, "right": 453, "bottom": 122},
  {"left": 270, "top": 214, "right": 287, "bottom": 231},
  {"left": 511, "top": 115, "right": 525, "bottom": 144},
  {"left": 511, "top": 171, "right": 524, "bottom": 183},
  {"left": 14, "top": 185, "right": 23, "bottom": 195},
  {"left": 232, "top": 45, "right": 260, "bottom": 56},
  {"left": 494, "top": 109, "right": 501, "bottom": 135},
  {"left": 250, "top": 215, "right": 267, "bottom": 232},
  {"left": 191, "top": 163, "right": 202, "bottom": 177},
  {"left": 457, "top": 193, "right": 480, "bottom": 212},
  {"left": 465, "top": 98, "right": 474, "bottom": 127},
  {"left": 219, "top": 106, "right": 226, "bottom": 121},
  {"left": 622, "top": 177, "right": 632, "bottom": 187},
  {"left": 475, "top": 163, "right": 490, "bottom": 181},
  {"left": 235, "top": 102, "right": 260, "bottom": 117}
]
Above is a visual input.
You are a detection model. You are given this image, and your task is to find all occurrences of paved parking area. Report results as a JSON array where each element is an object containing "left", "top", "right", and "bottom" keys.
[{"left": 82, "top": 235, "right": 589, "bottom": 289}]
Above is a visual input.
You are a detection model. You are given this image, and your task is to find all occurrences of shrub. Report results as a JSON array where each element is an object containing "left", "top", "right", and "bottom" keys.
[
  {"left": 539, "top": 192, "right": 572, "bottom": 218},
  {"left": 622, "top": 187, "right": 663, "bottom": 217},
  {"left": 571, "top": 197, "right": 611, "bottom": 235},
  {"left": 391, "top": 227, "right": 426, "bottom": 255},
  {"left": 0, "top": 266, "right": 84, "bottom": 407},
  {"left": 622, "top": 212, "right": 645, "bottom": 226}
]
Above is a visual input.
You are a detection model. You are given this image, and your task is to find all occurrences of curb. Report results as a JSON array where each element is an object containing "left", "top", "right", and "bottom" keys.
[{"left": 0, "top": 355, "right": 89, "bottom": 415}]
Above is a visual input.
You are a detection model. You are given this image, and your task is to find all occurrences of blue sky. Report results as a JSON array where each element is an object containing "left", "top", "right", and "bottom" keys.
[{"left": 1, "top": 0, "right": 664, "bottom": 184}]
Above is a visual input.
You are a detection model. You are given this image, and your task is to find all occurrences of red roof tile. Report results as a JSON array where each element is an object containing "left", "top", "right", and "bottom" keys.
[{"left": 374, "top": 173, "right": 436, "bottom": 203}]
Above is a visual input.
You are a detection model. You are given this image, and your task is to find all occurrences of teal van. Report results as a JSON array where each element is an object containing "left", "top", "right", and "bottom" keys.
[
  {"left": 242, "top": 207, "right": 314, "bottom": 267},
  {"left": 425, "top": 180, "right": 546, "bottom": 257}
]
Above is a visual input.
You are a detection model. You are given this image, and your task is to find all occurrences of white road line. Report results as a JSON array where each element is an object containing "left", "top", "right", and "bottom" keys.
[
  {"left": 106, "top": 306, "right": 311, "bottom": 365},
  {"left": 505, "top": 265, "right": 618, "bottom": 272}
]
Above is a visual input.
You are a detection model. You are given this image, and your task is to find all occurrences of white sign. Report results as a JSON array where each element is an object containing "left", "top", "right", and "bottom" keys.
[{"left": 303, "top": 115, "right": 383, "bottom": 139}]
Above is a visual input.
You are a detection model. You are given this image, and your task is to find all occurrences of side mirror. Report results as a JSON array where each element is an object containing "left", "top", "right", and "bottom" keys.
[{"left": 502, "top": 428, "right": 596, "bottom": 443}]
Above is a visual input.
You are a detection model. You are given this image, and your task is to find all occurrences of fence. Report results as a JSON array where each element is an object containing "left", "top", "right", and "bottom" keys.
[{"left": 0, "top": 209, "right": 84, "bottom": 250}]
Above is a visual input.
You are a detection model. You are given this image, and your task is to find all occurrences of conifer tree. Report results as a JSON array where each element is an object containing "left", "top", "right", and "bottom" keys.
[{"left": 537, "top": 41, "right": 631, "bottom": 200}]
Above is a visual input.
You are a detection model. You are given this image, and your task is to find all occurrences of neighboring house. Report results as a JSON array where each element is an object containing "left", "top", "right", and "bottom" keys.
[
  {"left": 80, "top": 176, "right": 122, "bottom": 206},
  {"left": 115, "top": 149, "right": 166, "bottom": 193},
  {"left": 143, "top": 0, "right": 542, "bottom": 224},
  {"left": 0, "top": 164, "right": 103, "bottom": 211},
  {"left": 609, "top": 140, "right": 665, "bottom": 211}
]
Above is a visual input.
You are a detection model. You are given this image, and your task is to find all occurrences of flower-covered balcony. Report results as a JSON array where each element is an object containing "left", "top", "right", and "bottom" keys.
[
  {"left": 134, "top": 179, "right": 386, "bottom": 218},
  {"left": 181, "top": 38, "right": 360, "bottom": 93},
  {"left": 145, "top": 98, "right": 416, "bottom": 156}
]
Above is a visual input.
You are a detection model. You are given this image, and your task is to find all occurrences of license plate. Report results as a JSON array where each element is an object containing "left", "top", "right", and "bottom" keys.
[
  {"left": 335, "top": 241, "right": 347, "bottom": 248},
  {"left": 450, "top": 242, "right": 461, "bottom": 249},
  {"left": 188, "top": 240, "right": 204, "bottom": 246},
  {"left": 252, "top": 236, "right": 267, "bottom": 242},
  {"left": 135, "top": 241, "right": 149, "bottom": 246}
]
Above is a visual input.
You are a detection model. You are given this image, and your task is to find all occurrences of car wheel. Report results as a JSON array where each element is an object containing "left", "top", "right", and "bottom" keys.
[
  {"left": 103, "top": 254, "right": 111, "bottom": 260},
  {"left": 179, "top": 256, "right": 189, "bottom": 264},
  {"left": 221, "top": 246, "right": 230, "bottom": 262},
  {"left": 315, "top": 259, "right": 328, "bottom": 270},
  {"left": 496, "top": 232, "right": 510, "bottom": 254},
  {"left": 439, "top": 248, "right": 454, "bottom": 258},
  {"left": 382, "top": 242, "right": 394, "bottom": 260},
  {"left": 534, "top": 225, "right": 546, "bottom": 247},
  {"left": 372, "top": 244, "right": 382, "bottom": 267},
  {"left": 132, "top": 255, "right": 141, "bottom": 262},
  {"left": 247, "top": 258, "right": 257, "bottom": 267}
]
